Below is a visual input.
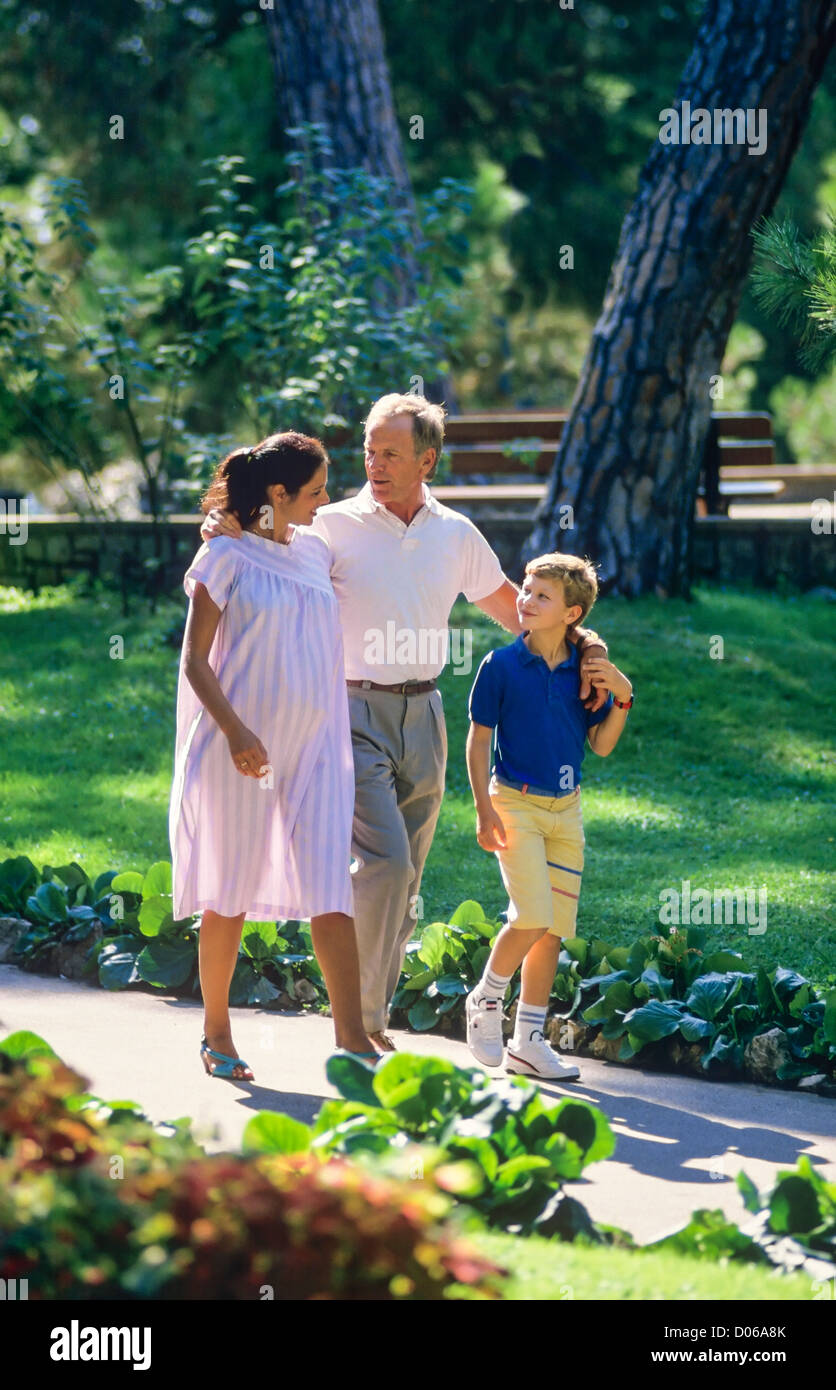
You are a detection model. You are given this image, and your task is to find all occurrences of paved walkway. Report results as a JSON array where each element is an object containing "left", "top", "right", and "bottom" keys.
[{"left": 2, "top": 964, "right": 834, "bottom": 1244}]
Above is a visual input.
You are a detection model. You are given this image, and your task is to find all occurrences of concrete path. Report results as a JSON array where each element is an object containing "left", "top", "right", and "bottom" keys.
[{"left": 2, "top": 964, "right": 835, "bottom": 1244}]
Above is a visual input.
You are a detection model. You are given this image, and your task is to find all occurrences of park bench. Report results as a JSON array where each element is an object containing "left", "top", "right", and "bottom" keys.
[{"left": 431, "top": 409, "right": 790, "bottom": 518}]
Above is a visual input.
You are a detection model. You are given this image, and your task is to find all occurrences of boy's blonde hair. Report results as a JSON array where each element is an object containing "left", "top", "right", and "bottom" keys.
[{"left": 524, "top": 553, "right": 599, "bottom": 628}]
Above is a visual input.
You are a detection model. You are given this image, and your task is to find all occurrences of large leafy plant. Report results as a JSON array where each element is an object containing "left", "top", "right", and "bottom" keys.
[
  {"left": 101, "top": 861, "right": 326, "bottom": 1006},
  {"left": 0, "top": 1032, "right": 500, "bottom": 1301},
  {"left": 98, "top": 860, "right": 199, "bottom": 993},
  {"left": 1, "top": 856, "right": 326, "bottom": 1009},
  {"left": 5, "top": 864, "right": 834, "bottom": 1086},
  {"left": 646, "top": 1155, "right": 836, "bottom": 1278},
  {"left": 390, "top": 900, "right": 507, "bottom": 1032},
  {"left": 566, "top": 925, "right": 836, "bottom": 1080},
  {"left": 1, "top": 856, "right": 117, "bottom": 975},
  {"left": 244, "top": 1051, "right": 620, "bottom": 1243},
  {"left": 394, "top": 908, "right": 836, "bottom": 1085}
]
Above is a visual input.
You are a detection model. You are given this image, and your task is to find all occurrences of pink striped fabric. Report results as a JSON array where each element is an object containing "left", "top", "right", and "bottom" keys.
[{"left": 169, "top": 528, "right": 355, "bottom": 921}]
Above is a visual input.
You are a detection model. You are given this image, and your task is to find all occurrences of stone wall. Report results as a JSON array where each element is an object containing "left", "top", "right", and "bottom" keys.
[
  {"left": 0, "top": 515, "right": 204, "bottom": 598},
  {"left": 0, "top": 511, "right": 832, "bottom": 597},
  {"left": 455, "top": 514, "right": 836, "bottom": 590}
]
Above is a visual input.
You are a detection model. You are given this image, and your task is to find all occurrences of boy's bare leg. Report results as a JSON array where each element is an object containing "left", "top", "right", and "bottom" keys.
[
  {"left": 486, "top": 923, "right": 547, "bottom": 979},
  {"left": 508, "top": 928, "right": 579, "bottom": 1078},
  {"left": 468, "top": 923, "right": 549, "bottom": 1069},
  {"left": 519, "top": 932, "right": 562, "bottom": 1007},
  {"left": 310, "top": 912, "right": 377, "bottom": 1055}
]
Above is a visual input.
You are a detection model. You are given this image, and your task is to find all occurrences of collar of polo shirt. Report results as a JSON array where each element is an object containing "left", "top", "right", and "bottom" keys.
[
  {"left": 356, "top": 480, "right": 441, "bottom": 520},
  {"left": 516, "top": 633, "right": 579, "bottom": 668}
]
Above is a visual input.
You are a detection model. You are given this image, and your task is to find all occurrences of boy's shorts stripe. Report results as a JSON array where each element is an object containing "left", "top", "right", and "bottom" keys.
[
  {"left": 551, "top": 886, "right": 580, "bottom": 901},
  {"left": 547, "top": 859, "right": 582, "bottom": 876}
]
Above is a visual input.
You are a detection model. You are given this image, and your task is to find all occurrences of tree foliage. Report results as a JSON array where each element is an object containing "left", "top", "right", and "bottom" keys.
[
  {"left": 0, "top": 0, "right": 835, "bottom": 475},
  {"left": 751, "top": 210, "right": 836, "bottom": 371},
  {"left": 0, "top": 126, "right": 472, "bottom": 515}
]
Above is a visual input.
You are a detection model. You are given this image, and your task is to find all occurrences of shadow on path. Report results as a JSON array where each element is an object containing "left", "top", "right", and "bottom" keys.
[
  {"left": 208, "top": 1081, "right": 329, "bottom": 1127},
  {"left": 536, "top": 1076, "right": 830, "bottom": 1187}
]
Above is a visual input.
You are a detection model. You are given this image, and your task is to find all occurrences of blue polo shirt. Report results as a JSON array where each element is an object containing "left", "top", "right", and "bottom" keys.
[{"left": 468, "top": 636, "right": 613, "bottom": 793}]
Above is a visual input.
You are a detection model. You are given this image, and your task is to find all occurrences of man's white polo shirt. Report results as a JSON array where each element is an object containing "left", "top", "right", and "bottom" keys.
[{"left": 308, "top": 481, "right": 505, "bottom": 682}]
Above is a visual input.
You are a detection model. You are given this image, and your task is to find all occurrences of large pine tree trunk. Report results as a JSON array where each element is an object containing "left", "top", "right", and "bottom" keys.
[
  {"left": 523, "top": 0, "right": 836, "bottom": 597},
  {"left": 261, "top": 0, "right": 450, "bottom": 387},
  {"left": 262, "top": 0, "right": 415, "bottom": 207}
]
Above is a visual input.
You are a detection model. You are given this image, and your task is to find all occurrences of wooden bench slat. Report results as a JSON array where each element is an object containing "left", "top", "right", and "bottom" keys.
[
  {"left": 444, "top": 412, "right": 774, "bottom": 445},
  {"left": 720, "top": 463, "right": 835, "bottom": 478},
  {"left": 725, "top": 501, "right": 831, "bottom": 521},
  {"left": 432, "top": 484, "right": 547, "bottom": 502},
  {"left": 718, "top": 441, "right": 775, "bottom": 467},
  {"left": 718, "top": 479, "right": 784, "bottom": 496},
  {"left": 708, "top": 411, "right": 773, "bottom": 439},
  {"left": 330, "top": 410, "right": 774, "bottom": 452},
  {"left": 445, "top": 415, "right": 567, "bottom": 443},
  {"left": 448, "top": 446, "right": 555, "bottom": 475},
  {"left": 445, "top": 438, "right": 775, "bottom": 476},
  {"left": 432, "top": 480, "right": 785, "bottom": 508}
]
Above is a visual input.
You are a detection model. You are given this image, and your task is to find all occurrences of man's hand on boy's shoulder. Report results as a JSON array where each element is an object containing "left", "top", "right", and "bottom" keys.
[
  {"left": 200, "top": 508, "right": 242, "bottom": 543},
  {"left": 573, "top": 625, "right": 606, "bottom": 653}
]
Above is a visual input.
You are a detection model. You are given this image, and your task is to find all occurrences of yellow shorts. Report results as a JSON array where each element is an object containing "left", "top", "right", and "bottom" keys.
[{"left": 488, "top": 775, "right": 585, "bottom": 937}]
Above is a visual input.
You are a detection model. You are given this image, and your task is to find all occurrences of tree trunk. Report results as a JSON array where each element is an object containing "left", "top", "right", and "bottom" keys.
[
  {"left": 262, "top": 0, "right": 415, "bottom": 206},
  {"left": 523, "top": 0, "right": 836, "bottom": 597},
  {"left": 261, "top": 0, "right": 452, "bottom": 397}
]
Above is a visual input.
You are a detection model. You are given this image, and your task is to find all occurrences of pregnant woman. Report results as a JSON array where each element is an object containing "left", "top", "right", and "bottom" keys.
[{"left": 169, "top": 431, "right": 376, "bottom": 1078}]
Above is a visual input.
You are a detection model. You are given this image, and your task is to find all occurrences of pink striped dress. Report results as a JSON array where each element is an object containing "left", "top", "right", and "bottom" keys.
[{"left": 169, "top": 527, "right": 355, "bottom": 921}]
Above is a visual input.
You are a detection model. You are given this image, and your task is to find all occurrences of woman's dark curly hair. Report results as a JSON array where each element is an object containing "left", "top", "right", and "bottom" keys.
[{"left": 201, "top": 432, "right": 329, "bottom": 529}]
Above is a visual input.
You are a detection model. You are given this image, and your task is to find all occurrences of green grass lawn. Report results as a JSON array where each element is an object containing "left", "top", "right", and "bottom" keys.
[
  {"left": 1, "top": 580, "right": 834, "bottom": 986},
  {"left": 472, "top": 1230, "right": 820, "bottom": 1300}
]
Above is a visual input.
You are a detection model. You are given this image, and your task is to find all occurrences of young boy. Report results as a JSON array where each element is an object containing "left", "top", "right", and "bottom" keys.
[{"left": 465, "top": 553, "right": 632, "bottom": 1081}]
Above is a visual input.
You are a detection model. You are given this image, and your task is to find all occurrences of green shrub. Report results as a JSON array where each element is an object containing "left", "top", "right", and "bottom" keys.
[
  {"left": 389, "top": 899, "right": 507, "bottom": 1032},
  {"left": 0, "top": 856, "right": 116, "bottom": 976},
  {"left": 0, "top": 128, "right": 474, "bottom": 568},
  {"left": 392, "top": 905, "right": 836, "bottom": 1085},
  {"left": 647, "top": 1155, "right": 836, "bottom": 1277},
  {"left": 0, "top": 1033, "right": 503, "bottom": 1300},
  {"left": 0, "top": 855, "right": 327, "bottom": 1009},
  {"left": 245, "top": 1051, "right": 624, "bottom": 1244},
  {"left": 567, "top": 926, "right": 836, "bottom": 1080},
  {"left": 5, "top": 860, "right": 834, "bottom": 1089}
]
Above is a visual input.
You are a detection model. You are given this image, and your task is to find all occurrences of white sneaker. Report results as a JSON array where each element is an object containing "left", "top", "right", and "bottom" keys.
[
  {"left": 465, "top": 990, "right": 505, "bottom": 1067},
  {"left": 506, "top": 1030, "right": 580, "bottom": 1081}
]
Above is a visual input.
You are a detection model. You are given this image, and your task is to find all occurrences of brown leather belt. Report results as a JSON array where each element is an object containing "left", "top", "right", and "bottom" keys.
[{"left": 347, "top": 678, "right": 437, "bottom": 696}]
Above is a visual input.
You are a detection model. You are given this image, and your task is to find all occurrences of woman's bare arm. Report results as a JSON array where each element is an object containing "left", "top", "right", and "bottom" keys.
[{"left": 183, "top": 584, "right": 268, "bottom": 777}]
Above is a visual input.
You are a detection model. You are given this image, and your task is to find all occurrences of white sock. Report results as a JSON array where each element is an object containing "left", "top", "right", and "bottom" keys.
[
  {"left": 512, "top": 1002, "right": 548, "bottom": 1045},
  {"left": 473, "top": 967, "right": 512, "bottom": 1004}
]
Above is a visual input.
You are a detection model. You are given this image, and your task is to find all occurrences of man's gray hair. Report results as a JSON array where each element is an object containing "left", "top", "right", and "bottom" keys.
[{"left": 364, "top": 393, "right": 447, "bottom": 480}]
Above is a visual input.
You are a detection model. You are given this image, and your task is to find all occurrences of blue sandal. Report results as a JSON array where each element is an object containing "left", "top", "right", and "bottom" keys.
[
  {"left": 200, "top": 1035, "right": 254, "bottom": 1080},
  {"left": 331, "top": 1048, "right": 381, "bottom": 1067}
]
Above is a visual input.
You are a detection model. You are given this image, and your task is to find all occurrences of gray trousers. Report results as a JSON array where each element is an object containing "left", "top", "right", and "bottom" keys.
[{"left": 347, "top": 686, "right": 447, "bottom": 1034}]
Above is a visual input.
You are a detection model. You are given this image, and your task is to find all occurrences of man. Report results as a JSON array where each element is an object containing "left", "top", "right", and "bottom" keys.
[{"left": 202, "top": 393, "right": 607, "bottom": 1049}]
